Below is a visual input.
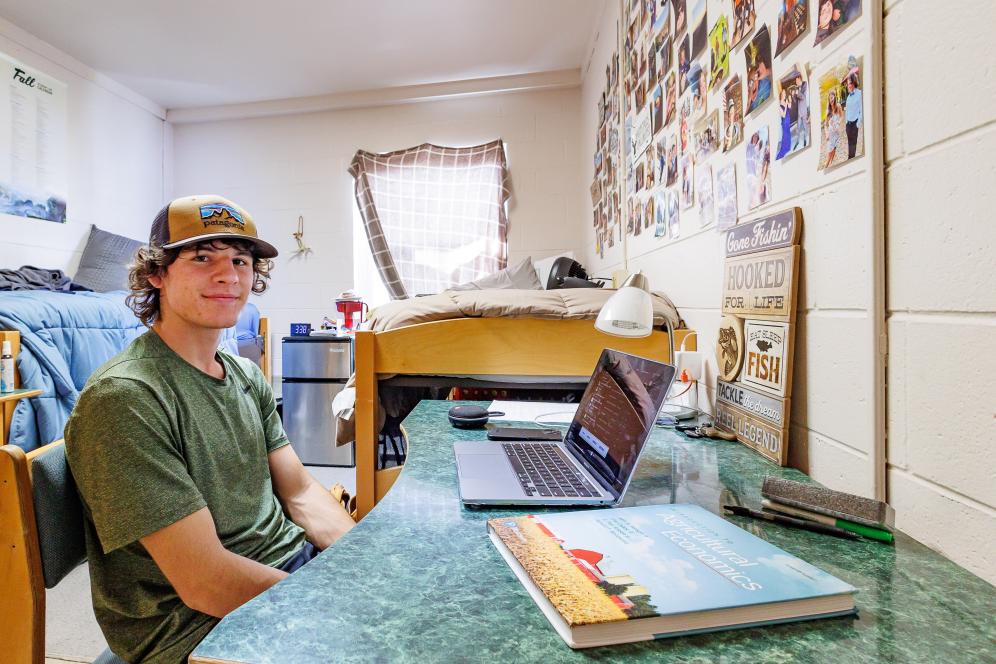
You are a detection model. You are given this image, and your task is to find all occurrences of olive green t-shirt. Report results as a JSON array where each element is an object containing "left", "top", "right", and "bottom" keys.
[{"left": 65, "top": 331, "right": 306, "bottom": 664}]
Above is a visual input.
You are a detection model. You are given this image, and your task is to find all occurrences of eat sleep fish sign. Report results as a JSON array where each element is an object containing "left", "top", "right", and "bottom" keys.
[{"left": 741, "top": 320, "right": 793, "bottom": 398}]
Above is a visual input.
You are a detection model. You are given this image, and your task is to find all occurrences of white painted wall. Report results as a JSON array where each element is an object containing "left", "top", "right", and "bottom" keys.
[
  {"left": 0, "top": 17, "right": 165, "bottom": 272},
  {"left": 581, "top": 1, "right": 884, "bottom": 498},
  {"left": 171, "top": 87, "right": 584, "bottom": 377},
  {"left": 883, "top": 0, "right": 996, "bottom": 585}
]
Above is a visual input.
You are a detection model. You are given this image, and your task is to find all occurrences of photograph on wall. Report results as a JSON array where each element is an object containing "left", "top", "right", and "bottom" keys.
[
  {"left": 654, "top": 189, "right": 668, "bottom": 237},
  {"left": 679, "top": 155, "right": 694, "bottom": 209},
  {"left": 775, "top": 0, "right": 809, "bottom": 56},
  {"left": 0, "top": 53, "right": 68, "bottom": 223},
  {"left": 657, "top": 34, "right": 673, "bottom": 78},
  {"left": 688, "top": 59, "right": 707, "bottom": 120},
  {"left": 639, "top": 38, "right": 649, "bottom": 79},
  {"left": 723, "top": 75, "right": 744, "bottom": 151},
  {"left": 696, "top": 164, "right": 714, "bottom": 227},
  {"left": 667, "top": 188, "right": 681, "bottom": 238},
  {"left": 654, "top": 135, "right": 667, "bottom": 183},
  {"left": 647, "top": 39, "right": 658, "bottom": 87},
  {"left": 644, "top": 193, "right": 655, "bottom": 231},
  {"left": 678, "top": 97, "right": 691, "bottom": 153},
  {"left": 666, "top": 134, "right": 679, "bottom": 185},
  {"left": 645, "top": 148, "right": 657, "bottom": 189},
  {"left": 715, "top": 162, "right": 738, "bottom": 230},
  {"left": 708, "top": 15, "right": 730, "bottom": 92},
  {"left": 745, "top": 26, "right": 773, "bottom": 115},
  {"left": 633, "top": 196, "right": 644, "bottom": 236},
  {"left": 746, "top": 125, "right": 771, "bottom": 209},
  {"left": 818, "top": 55, "right": 864, "bottom": 170},
  {"left": 775, "top": 66, "right": 811, "bottom": 160},
  {"left": 690, "top": 0, "right": 708, "bottom": 58},
  {"left": 731, "top": 0, "right": 756, "bottom": 47},
  {"left": 653, "top": 0, "right": 671, "bottom": 38},
  {"left": 677, "top": 35, "right": 691, "bottom": 94},
  {"left": 664, "top": 71, "right": 677, "bottom": 125},
  {"left": 590, "top": 179, "right": 602, "bottom": 206},
  {"left": 673, "top": 0, "right": 688, "bottom": 36},
  {"left": 594, "top": 150, "right": 603, "bottom": 174},
  {"left": 634, "top": 106, "right": 654, "bottom": 158},
  {"left": 635, "top": 77, "right": 647, "bottom": 112},
  {"left": 694, "top": 110, "right": 720, "bottom": 163},
  {"left": 814, "top": 0, "right": 861, "bottom": 46},
  {"left": 651, "top": 83, "right": 664, "bottom": 134}
]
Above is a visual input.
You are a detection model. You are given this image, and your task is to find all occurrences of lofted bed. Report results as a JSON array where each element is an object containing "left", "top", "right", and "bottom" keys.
[{"left": 352, "top": 315, "right": 696, "bottom": 519}]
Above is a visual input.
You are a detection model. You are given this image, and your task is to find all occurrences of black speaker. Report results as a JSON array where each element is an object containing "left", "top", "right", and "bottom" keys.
[{"left": 447, "top": 405, "right": 504, "bottom": 429}]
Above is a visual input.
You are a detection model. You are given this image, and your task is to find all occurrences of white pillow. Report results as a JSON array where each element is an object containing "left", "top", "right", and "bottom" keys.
[{"left": 448, "top": 257, "right": 542, "bottom": 291}]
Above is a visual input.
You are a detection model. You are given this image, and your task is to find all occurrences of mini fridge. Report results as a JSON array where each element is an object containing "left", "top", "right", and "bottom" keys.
[{"left": 280, "top": 336, "right": 354, "bottom": 467}]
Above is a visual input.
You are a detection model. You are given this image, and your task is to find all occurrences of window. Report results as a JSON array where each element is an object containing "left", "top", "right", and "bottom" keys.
[{"left": 349, "top": 140, "right": 511, "bottom": 299}]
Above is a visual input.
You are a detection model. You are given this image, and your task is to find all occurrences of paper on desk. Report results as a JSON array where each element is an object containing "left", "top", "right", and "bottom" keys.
[{"left": 487, "top": 401, "right": 579, "bottom": 424}]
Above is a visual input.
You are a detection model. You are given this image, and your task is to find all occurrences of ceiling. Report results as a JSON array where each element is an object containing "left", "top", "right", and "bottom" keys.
[{"left": 0, "top": 0, "right": 604, "bottom": 110}]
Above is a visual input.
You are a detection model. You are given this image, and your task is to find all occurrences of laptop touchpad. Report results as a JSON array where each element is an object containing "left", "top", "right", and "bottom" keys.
[{"left": 459, "top": 452, "right": 506, "bottom": 480}]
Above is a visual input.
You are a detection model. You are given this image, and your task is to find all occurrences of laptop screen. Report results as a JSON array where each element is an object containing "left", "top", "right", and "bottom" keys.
[{"left": 563, "top": 349, "right": 676, "bottom": 500}]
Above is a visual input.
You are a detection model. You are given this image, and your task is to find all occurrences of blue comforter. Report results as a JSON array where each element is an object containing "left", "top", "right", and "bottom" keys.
[{"left": 0, "top": 290, "right": 237, "bottom": 451}]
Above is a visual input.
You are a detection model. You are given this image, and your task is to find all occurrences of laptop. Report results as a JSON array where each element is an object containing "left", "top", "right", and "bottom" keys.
[{"left": 454, "top": 349, "right": 676, "bottom": 506}]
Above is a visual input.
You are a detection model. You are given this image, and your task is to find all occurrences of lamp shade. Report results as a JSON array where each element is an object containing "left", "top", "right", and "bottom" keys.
[{"left": 595, "top": 277, "right": 654, "bottom": 338}]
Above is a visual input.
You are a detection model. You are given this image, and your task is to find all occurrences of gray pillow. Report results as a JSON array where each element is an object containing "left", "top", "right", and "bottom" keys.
[
  {"left": 449, "top": 257, "right": 542, "bottom": 291},
  {"left": 73, "top": 225, "right": 143, "bottom": 292}
]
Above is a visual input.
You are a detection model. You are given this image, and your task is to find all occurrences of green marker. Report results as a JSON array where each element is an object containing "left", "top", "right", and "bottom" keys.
[{"left": 762, "top": 499, "right": 894, "bottom": 543}]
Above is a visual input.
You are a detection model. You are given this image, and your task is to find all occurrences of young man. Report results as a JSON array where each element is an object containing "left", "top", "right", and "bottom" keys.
[{"left": 66, "top": 195, "right": 354, "bottom": 664}]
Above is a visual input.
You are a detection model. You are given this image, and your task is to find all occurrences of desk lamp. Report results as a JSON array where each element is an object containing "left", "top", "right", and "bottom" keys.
[{"left": 594, "top": 272, "right": 675, "bottom": 365}]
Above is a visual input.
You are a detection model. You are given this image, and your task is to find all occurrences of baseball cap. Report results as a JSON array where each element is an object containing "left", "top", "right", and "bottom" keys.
[{"left": 149, "top": 195, "right": 278, "bottom": 258}]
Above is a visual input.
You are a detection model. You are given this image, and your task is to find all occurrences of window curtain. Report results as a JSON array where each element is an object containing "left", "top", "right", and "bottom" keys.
[{"left": 348, "top": 140, "right": 511, "bottom": 299}]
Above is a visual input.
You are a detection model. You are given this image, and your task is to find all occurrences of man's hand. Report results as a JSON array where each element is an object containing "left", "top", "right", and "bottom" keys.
[
  {"left": 268, "top": 444, "right": 355, "bottom": 550},
  {"left": 140, "top": 507, "right": 288, "bottom": 618}
]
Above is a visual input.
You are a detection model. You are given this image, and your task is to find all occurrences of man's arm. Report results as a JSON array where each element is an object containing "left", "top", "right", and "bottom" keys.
[
  {"left": 140, "top": 507, "right": 287, "bottom": 618},
  {"left": 268, "top": 443, "right": 355, "bottom": 550}
]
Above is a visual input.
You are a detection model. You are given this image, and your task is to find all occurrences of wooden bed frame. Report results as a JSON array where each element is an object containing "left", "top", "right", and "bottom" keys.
[
  {"left": 353, "top": 317, "right": 696, "bottom": 520},
  {"left": 0, "top": 317, "right": 271, "bottom": 447}
]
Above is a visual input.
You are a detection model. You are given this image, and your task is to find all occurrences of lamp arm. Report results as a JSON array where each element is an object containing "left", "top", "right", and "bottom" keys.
[{"left": 665, "top": 318, "right": 676, "bottom": 366}]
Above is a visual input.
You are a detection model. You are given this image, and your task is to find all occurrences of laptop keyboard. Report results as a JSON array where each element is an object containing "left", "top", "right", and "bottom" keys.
[{"left": 502, "top": 443, "right": 601, "bottom": 498}]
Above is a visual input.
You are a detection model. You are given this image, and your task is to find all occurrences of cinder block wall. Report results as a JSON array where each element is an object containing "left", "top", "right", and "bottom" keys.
[{"left": 884, "top": 0, "right": 996, "bottom": 584}]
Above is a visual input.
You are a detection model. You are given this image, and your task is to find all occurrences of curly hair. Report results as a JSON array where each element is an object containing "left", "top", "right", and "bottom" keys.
[{"left": 126, "top": 239, "right": 272, "bottom": 327}]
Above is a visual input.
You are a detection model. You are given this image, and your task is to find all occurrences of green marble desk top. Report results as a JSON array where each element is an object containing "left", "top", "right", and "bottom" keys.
[{"left": 193, "top": 401, "right": 995, "bottom": 663}]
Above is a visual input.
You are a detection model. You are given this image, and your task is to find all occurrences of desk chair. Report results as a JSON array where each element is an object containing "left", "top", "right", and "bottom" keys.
[{"left": 0, "top": 441, "right": 124, "bottom": 664}]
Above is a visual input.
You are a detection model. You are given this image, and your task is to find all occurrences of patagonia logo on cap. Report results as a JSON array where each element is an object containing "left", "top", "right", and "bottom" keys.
[{"left": 199, "top": 203, "right": 245, "bottom": 229}]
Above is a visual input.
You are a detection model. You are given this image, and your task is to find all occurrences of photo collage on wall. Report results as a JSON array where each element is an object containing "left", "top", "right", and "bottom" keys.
[
  {"left": 591, "top": 0, "right": 864, "bottom": 256},
  {"left": 591, "top": 44, "right": 622, "bottom": 258}
]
